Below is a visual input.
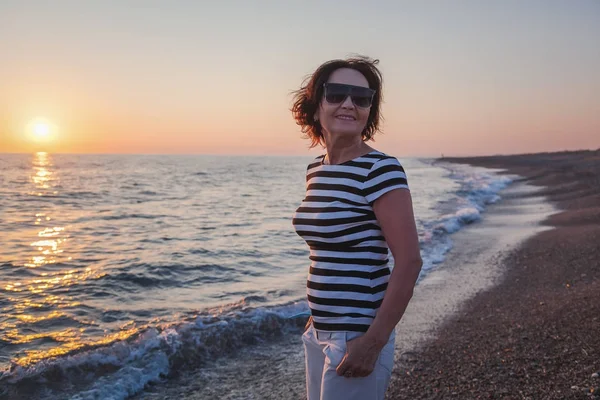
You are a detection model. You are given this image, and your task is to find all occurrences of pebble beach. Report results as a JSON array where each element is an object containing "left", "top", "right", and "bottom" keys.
[{"left": 387, "top": 149, "right": 600, "bottom": 399}]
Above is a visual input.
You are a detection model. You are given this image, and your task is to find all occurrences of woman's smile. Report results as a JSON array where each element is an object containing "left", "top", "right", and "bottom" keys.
[{"left": 335, "top": 114, "right": 356, "bottom": 121}]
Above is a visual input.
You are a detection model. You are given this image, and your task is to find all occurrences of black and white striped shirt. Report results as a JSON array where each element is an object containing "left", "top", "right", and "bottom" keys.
[{"left": 292, "top": 150, "right": 409, "bottom": 332}]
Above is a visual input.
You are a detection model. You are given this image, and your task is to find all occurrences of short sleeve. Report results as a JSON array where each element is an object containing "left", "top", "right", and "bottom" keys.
[{"left": 363, "top": 157, "right": 409, "bottom": 204}]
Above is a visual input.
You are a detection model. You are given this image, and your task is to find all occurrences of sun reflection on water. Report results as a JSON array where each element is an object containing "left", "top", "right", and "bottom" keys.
[
  {"left": 29, "top": 152, "right": 57, "bottom": 196},
  {"left": 22, "top": 153, "right": 67, "bottom": 269},
  {"left": 4, "top": 268, "right": 105, "bottom": 295},
  {"left": 9, "top": 326, "right": 141, "bottom": 367},
  {"left": 0, "top": 152, "right": 137, "bottom": 369},
  {"left": 7, "top": 294, "right": 80, "bottom": 311}
]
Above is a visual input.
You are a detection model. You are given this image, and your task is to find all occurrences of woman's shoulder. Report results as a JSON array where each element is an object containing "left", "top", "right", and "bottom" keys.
[
  {"left": 366, "top": 149, "right": 404, "bottom": 166},
  {"left": 306, "top": 154, "right": 325, "bottom": 170}
]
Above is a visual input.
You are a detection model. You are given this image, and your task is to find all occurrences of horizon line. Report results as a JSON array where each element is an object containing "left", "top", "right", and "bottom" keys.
[{"left": 1, "top": 147, "right": 598, "bottom": 159}]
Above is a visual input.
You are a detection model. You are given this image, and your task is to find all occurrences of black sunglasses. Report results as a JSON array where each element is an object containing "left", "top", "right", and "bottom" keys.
[{"left": 323, "top": 83, "right": 376, "bottom": 108}]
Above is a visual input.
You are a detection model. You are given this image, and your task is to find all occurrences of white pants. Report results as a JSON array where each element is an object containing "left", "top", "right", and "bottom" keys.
[{"left": 302, "top": 323, "right": 396, "bottom": 400}]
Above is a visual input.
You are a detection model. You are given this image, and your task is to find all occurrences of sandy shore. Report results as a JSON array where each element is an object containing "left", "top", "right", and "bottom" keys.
[{"left": 387, "top": 150, "right": 600, "bottom": 399}]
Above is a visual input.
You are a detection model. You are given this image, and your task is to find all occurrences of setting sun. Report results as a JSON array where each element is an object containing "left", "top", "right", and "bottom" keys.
[
  {"left": 34, "top": 123, "right": 50, "bottom": 138},
  {"left": 26, "top": 118, "right": 57, "bottom": 144}
]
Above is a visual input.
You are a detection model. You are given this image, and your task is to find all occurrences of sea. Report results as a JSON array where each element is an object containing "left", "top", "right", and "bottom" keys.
[{"left": 0, "top": 152, "right": 512, "bottom": 399}]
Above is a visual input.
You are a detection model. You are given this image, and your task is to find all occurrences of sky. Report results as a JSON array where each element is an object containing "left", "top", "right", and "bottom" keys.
[{"left": 0, "top": 0, "right": 598, "bottom": 157}]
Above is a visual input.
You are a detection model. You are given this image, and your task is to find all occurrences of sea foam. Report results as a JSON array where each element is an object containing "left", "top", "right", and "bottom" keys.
[
  {"left": 0, "top": 301, "right": 309, "bottom": 400},
  {"left": 416, "top": 163, "right": 514, "bottom": 277}
]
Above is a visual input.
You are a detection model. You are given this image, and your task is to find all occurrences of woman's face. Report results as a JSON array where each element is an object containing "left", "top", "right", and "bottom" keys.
[{"left": 315, "top": 68, "right": 372, "bottom": 141}]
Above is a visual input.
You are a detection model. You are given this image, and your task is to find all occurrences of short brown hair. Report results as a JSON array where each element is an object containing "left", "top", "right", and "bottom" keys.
[{"left": 290, "top": 55, "right": 384, "bottom": 148}]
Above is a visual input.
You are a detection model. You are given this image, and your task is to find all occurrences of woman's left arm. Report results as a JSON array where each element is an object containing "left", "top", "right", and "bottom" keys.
[
  {"left": 365, "top": 188, "right": 423, "bottom": 347},
  {"left": 336, "top": 188, "right": 422, "bottom": 377}
]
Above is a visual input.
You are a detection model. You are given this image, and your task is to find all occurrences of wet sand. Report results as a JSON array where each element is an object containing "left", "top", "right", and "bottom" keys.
[{"left": 387, "top": 150, "right": 600, "bottom": 399}]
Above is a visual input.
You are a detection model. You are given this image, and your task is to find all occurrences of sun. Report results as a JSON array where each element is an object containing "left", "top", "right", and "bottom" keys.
[
  {"left": 27, "top": 118, "right": 57, "bottom": 143},
  {"left": 34, "top": 123, "right": 50, "bottom": 138}
]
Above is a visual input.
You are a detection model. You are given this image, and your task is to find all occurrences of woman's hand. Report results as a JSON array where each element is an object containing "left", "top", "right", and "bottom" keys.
[
  {"left": 304, "top": 316, "right": 312, "bottom": 331},
  {"left": 335, "top": 334, "right": 384, "bottom": 378}
]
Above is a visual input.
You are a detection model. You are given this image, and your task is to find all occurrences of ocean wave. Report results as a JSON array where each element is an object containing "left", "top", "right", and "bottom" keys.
[
  {"left": 0, "top": 301, "right": 309, "bottom": 400},
  {"left": 416, "top": 163, "right": 514, "bottom": 276},
  {"left": 74, "top": 213, "right": 165, "bottom": 223},
  {"left": 22, "top": 191, "right": 101, "bottom": 200},
  {"left": 434, "top": 207, "right": 482, "bottom": 234},
  {"left": 86, "top": 263, "right": 239, "bottom": 291},
  {"left": 0, "top": 263, "right": 40, "bottom": 277},
  {"left": 15, "top": 313, "right": 93, "bottom": 331},
  {"left": 102, "top": 272, "right": 177, "bottom": 288}
]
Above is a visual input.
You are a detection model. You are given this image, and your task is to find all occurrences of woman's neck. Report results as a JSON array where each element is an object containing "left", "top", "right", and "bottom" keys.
[{"left": 323, "top": 138, "right": 372, "bottom": 165}]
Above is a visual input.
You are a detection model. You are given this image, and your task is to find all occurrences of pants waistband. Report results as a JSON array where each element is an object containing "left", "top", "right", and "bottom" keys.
[{"left": 310, "top": 324, "right": 364, "bottom": 342}]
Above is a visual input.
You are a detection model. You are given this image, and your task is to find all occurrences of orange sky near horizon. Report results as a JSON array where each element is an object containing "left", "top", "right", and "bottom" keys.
[{"left": 1, "top": 1, "right": 598, "bottom": 158}]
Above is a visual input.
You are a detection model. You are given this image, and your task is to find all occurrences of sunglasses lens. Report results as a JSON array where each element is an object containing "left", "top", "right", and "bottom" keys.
[
  {"left": 352, "top": 96, "right": 372, "bottom": 108},
  {"left": 324, "top": 83, "right": 374, "bottom": 108},
  {"left": 325, "top": 93, "right": 348, "bottom": 104}
]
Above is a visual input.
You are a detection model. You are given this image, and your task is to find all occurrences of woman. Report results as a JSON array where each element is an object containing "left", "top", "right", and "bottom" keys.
[{"left": 291, "top": 56, "right": 423, "bottom": 400}]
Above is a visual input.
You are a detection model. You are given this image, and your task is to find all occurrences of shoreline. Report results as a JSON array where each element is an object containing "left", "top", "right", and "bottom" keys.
[
  {"left": 387, "top": 149, "right": 600, "bottom": 399},
  {"left": 392, "top": 180, "right": 556, "bottom": 358},
  {"left": 134, "top": 163, "right": 559, "bottom": 400}
]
